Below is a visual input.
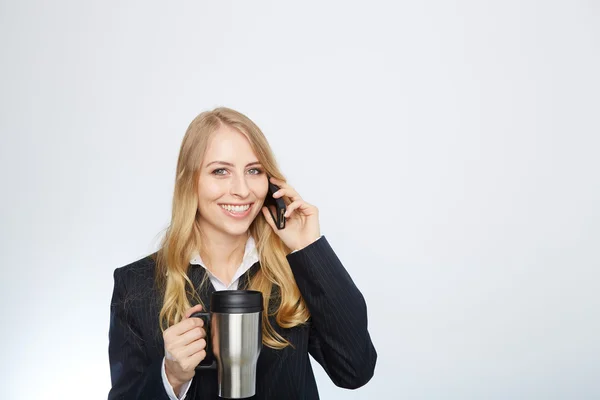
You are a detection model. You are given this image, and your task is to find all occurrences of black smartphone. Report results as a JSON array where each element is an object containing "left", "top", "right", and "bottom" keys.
[{"left": 264, "top": 180, "right": 286, "bottom": 229}]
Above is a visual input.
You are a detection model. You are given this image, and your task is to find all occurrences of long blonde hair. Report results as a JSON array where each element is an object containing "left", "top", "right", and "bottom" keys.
[{"left": 154, "top": 107, "right": 309, "bottom": 349}]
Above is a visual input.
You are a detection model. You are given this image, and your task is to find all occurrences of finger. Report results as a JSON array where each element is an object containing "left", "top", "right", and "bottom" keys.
[
  {"left": 165, "top": 321, "right": 204, "bottom": 357},
  {"left": 269, "top": 178, "right": 302, "bottom": 202},
  {"left": 168, "top": 315, "right": 203, "bottom": 337},
  {"left": 184, "top": 304, "right": 203, "bottom": 319},
  {"left": 175, "top": 326, "right": 206, "bottom": 348},
  {"left": 272, "top": 187, "right": 302, "bottom": 202},
  {"left": 188, "top": 349, "right": 207, "bottom": 366},
  {"left": 181, "top": 338, "right": 207, "bottom": 358},
  {"left": 284, "top": 200, "right": 314, "bottom": 218},
  {"left": 283, "top": 200, "right": 302, "bottom": 218}
]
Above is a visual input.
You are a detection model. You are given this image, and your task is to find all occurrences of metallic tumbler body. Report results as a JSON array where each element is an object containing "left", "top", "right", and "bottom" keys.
[
  {"left": 194, "top": 290, "right": 264, "bottom": 399},
  {"left": 212, "top": 311, "right": 262, "bottom": 398}
]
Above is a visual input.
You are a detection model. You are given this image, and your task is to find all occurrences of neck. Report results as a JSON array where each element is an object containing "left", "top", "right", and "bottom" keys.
[{"left": 198, "top": 226, "right": 249, "bottom": 283}]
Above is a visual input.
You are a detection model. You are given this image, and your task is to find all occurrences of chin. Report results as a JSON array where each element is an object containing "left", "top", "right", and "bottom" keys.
[{"left": 220, "top": 220, "right": 253, "bottom": 237}]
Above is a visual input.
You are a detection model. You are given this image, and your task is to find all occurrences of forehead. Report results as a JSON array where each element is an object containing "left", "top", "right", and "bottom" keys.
[{"left": 204, "top": 124, "right": 257, "bottom": 162}]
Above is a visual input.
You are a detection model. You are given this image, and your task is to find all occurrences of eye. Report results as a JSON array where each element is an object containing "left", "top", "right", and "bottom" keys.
[
  {"left": 248, "top": 168, "right": 263, "bottom": 175},
  {"left": 212, "top": 168, "right": 228, "bottom": 176}
]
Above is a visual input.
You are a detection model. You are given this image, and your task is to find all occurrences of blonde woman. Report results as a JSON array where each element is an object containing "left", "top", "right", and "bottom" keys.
[{"left": 108, "top": 107, "right": 377, "bottom": 399}]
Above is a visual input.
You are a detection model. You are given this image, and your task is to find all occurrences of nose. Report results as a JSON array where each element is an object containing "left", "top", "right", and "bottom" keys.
[{"left": 230, "top": 174, "right": 250, "bottom": 198}]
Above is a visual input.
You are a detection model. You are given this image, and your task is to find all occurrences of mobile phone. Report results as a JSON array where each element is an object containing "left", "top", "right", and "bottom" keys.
[{"left": 264, "top": 180, "right": 286, "bottom": 229}]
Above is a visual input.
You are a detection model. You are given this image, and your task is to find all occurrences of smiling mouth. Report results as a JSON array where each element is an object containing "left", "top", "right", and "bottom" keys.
[{"left": 219, "top": 203, "right": 253, "bottom": 213}]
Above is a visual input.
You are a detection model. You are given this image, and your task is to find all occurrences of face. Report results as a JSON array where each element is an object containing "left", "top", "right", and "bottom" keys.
[{"left": 196, "top": 124, "right": 269, "bottom": 239}]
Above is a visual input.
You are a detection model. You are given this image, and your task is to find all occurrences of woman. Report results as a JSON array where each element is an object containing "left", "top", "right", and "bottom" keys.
[{"left": 108, "top": 107, "right": 377, "bottom": 399}]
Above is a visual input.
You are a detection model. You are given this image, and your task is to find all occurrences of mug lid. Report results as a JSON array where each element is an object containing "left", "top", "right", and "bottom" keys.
[{"left": 210, "top": 290, "right": 263, "bottom": 313}]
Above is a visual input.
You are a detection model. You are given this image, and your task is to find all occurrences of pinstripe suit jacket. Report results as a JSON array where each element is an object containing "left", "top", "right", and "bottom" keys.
[{"left": 108, "top": 236, "right": 377, "bottom": 399}]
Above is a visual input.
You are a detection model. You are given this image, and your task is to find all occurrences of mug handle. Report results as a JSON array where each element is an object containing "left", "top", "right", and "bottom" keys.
[{"left": 190, "top": 311, "right": 216, "bottom": 370}]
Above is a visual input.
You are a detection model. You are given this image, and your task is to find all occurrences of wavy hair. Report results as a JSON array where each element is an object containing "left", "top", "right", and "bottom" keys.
[{"left": 153, "top": 107, "right": 309, "bottom": 349}]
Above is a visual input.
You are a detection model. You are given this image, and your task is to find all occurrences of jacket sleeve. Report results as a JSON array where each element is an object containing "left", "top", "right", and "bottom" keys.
[
  {"left": 108, "top": 267, "right": 170, "bottom": 400},
  {"left": 286, "top": 236, "right": 377, "bottom": 389}
]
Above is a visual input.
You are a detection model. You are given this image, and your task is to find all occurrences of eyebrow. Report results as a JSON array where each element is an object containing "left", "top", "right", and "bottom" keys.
[{"left": 206, "top": 161, "right": 262, "bottom": 168}]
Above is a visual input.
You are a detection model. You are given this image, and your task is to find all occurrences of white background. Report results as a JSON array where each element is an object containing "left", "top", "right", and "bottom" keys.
[{"left": 1, "top": 1, "right": 599, "bottom": 399}]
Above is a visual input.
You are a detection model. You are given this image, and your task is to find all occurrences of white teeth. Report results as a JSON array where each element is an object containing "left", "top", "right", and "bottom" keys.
[{"left": 220, "top": 204, "right": 250, "bottom": 212}]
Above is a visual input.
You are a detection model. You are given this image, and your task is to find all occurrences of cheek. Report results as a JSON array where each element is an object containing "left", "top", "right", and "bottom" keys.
[
  {"left": 196, "top": 188, "right": 221, "bottom": 215},
  {"left": 251, "top": 181, "right": 269, "bottom": 201},
  {"left": 198, "top": 180, "right": 227, "bottom": 201}
]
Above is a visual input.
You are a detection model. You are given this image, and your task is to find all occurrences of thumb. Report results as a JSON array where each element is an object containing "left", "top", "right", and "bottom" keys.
[{"left": 184, "top": 304, "right": 204, "bottom": 319}]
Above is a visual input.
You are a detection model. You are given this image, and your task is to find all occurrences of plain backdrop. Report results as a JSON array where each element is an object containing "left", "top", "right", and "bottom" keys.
[{"left": 1, "top": 1, "right": 599, "bottom": 399}]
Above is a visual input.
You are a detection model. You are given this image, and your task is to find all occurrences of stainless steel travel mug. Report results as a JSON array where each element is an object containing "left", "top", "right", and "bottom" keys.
[{"left": 193, "top": 290, "right": 263, "bottom": 399}]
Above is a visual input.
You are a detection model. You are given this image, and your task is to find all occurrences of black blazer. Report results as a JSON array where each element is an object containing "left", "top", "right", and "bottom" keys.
[{"left": 108, "top": 236, "right": 377, "bottom": 399}]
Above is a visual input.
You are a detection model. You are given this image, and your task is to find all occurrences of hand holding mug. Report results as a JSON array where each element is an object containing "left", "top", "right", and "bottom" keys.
[{"left": 163, "top": 304, "right": 207, "bottom": 390}]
